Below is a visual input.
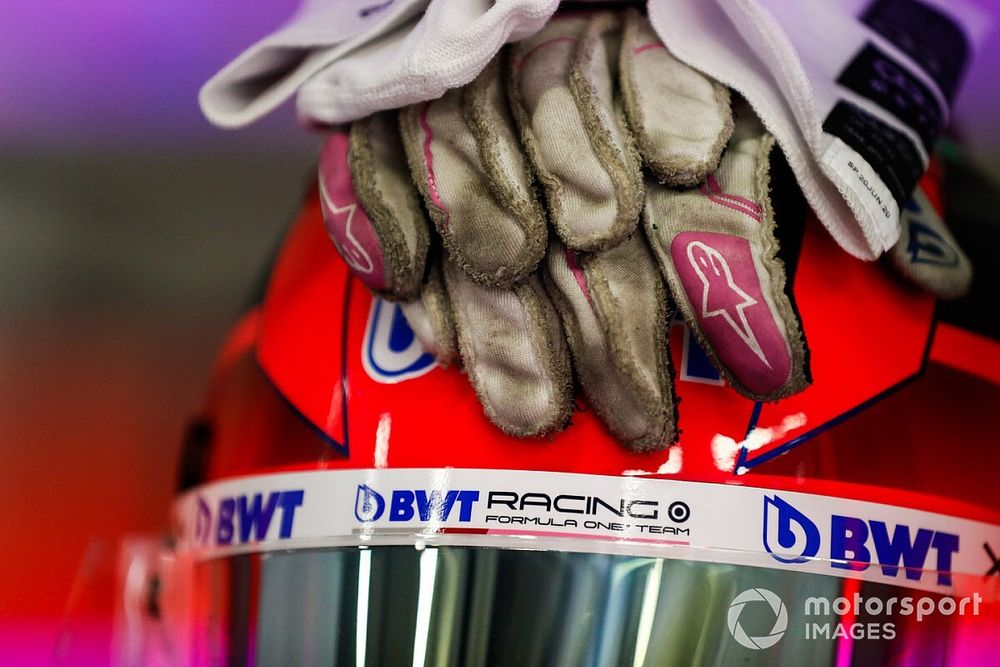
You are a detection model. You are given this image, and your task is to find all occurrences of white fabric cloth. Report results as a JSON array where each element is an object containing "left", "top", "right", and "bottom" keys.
[
  {"left": 298, "top": 0, "right": 560, "bottom": 124},
  {"left": 200, "top": 0, "right": 559, "bottom": 128},
  {"left": 200, "top": 0, "right": 429, "bottom": 128},
  {"left": 650, "top": 0, "right": 988, "bottom": 259}
]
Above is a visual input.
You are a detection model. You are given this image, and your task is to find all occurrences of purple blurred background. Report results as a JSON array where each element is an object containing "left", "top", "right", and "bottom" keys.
[{"left": 0, "top": 1, "right": 996, "bottom": 665}]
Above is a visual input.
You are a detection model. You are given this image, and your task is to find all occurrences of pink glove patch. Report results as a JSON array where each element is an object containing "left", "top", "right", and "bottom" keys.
[
  {"left": 671, "top": 231, "right": 791, "bottom": 395},
  {"left": 318, "top": 131, "right": 388, "bottom": 292}
]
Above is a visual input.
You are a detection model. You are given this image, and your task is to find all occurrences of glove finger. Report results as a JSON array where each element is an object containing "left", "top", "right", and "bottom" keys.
[
  {"left": 442, "top": 257, "right": 572, "bottom": 437},
  {"left": 399, "top": 262, "right": 460, "bottom": 366},
  {"left": 644, "top": 105, "right": 809, "bottom": 400},
  {"left": 544, "top": 234, "right": 677, "bottom": 451},
  {"left": 890, "top": 184, "right": 972, "bottom": 300},
  {"left": 509, "top": 12, "right": 644, "bottom": 252},
  {"left": 620, "top": 8, "right": 733, "bottom": 187},
  {"left": 319, "top": 112, "right": 430, "bottom": 300},
  {"left": 399, "top": 55, "right": 547, "bottom": 288}
]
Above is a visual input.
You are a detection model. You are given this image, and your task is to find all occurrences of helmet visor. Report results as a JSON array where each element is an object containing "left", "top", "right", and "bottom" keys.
[{"left": 183, "top": 545, "right": 993, "bottom": 667}]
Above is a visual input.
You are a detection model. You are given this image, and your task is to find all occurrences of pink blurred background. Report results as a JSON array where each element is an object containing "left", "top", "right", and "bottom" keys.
[{"left": 0, "top": 1, "right": 997, "bottom": 665}]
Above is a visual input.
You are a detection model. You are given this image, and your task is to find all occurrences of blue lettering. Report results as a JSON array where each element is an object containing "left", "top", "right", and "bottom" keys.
[
  {"left": 237, "top": 493, "right": 279, "bottom": 543},
  {"left": 385, "top": 489, "right": 480, "bottom": 522},
  {"left": 390, "top": 490, "right": 416, "bottom": 521},
  {"left": 277, "top": 490, "right": 304, "bottom": 538},
  {"left": 456, "top": 490, "right": 479, "bottom": 521},
  {"left": 870, "top": 521, "right": 933, "bottom": 581},
  {"left": 217, "top": 498, "right": 235, "bottom": 545},
  {"left": 932, "top": 532, "right": 960, "bottom": 586},
  {"left": 831, "top": 515, "right": 871, "bottom": 571},
  {"left": 415, "top": 490, "right": 459, "bottom": 521}
]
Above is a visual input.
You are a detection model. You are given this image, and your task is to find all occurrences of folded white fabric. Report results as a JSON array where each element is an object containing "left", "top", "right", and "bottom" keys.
[
  {"left": 649, "top": 0, "right": 988, "bottom": 259},
  {"left": 200, "top": 0, "right": 560, "bottom": 128},
  {"left": 297, "top": 0, "right": 560, "bottom": 124},
  {"left": 200, "top": 0, "right": 431, "bottom": 128}
]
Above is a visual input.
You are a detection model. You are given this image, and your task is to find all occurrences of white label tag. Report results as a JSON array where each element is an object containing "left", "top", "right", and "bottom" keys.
[{"left": 821, "top": 137, "right": 901, "bottom": 252}]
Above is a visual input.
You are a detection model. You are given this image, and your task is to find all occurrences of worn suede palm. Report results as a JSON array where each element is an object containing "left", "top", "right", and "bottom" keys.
[{"left": 399, "top": 56, "right": 548, "bottom": 288}]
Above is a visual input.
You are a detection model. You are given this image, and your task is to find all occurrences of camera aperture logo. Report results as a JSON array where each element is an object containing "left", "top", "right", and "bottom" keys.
[
  {"left": 727, "top": 588, "right": 983, "bottom": 647},
  {"left": 727, "top": 588, "right": 788, "bottom": 649}
]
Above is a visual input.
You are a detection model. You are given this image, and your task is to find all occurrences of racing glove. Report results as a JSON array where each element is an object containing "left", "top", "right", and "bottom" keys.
[
  {"left": 321, "top": 111, "right": 573, "bottom": 440},
  {"left": 318, "top": 10, "right": 809, "bottom": 449}
]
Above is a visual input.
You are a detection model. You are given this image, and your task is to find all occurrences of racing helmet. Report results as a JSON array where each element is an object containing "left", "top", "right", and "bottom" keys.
[{"left": 114, "top": 162, "right": 1000, "bottom": 666}]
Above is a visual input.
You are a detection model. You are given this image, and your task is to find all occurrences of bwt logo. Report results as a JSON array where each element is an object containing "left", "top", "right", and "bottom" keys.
[
  {"left": 363, "top": 299, "right": 436, "bottom": 384},
  {"left": 194, "top": 490, "right": 304, "bottom": 547},
  {"left": 763, "top": 495, "right": 960, "bottom": 586},
  {"left": 355, "top": 485, "right": 479, "bottom": 523}
]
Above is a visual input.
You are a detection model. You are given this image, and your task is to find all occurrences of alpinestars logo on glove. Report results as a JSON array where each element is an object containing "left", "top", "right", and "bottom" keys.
[
  {"left": 687, "top": 241, "right": 769, "bottom": 367},
  {"left": 320, "top": 181, "right": 375, "bottom": 275}
]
